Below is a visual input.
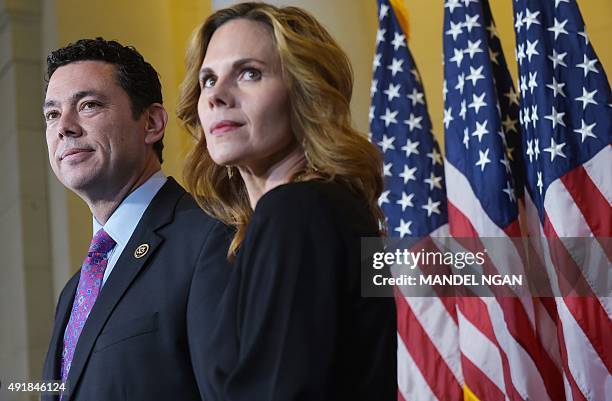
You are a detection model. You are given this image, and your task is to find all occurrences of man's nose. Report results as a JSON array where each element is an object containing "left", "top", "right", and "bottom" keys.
[{"left": 57, "top": 110, "right": 82, "bottom": 138}]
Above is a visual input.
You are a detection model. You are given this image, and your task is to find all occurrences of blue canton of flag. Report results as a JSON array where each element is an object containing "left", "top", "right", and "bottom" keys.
[
  {"left": 370, "top": 0, "right": 447, "bottom": 237},
  {"left": 443, "top": 0, "right": 524, "bottom": 231},
  {"left": 513, "top": 0, "right": 612, "bottom": 222}
]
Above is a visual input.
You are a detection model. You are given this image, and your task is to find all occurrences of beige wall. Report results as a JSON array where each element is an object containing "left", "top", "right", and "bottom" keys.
[{"left": 1, "top": 1, "right": 55, "bottom": 400}]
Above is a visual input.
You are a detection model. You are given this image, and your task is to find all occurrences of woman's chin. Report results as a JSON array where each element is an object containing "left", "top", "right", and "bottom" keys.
[{"left": 209, "top": 152, "right": 241, "bottom": 167}]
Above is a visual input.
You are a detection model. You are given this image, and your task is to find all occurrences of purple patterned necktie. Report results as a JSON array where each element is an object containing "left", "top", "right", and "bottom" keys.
[{"left": 61, "top": 228, "right": 116, "bottom": 382}]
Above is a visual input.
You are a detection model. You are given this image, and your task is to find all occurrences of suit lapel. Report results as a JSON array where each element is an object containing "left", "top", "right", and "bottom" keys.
[
  {"left": 63, "top": 178, "right": 185, "bottom": 400},
  {"left": 41, "top": 272, "right": 79, "bottom": 401}
]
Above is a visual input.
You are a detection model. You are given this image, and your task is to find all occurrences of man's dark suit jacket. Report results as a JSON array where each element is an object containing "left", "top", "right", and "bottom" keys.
[{"left": 42, "top": 178, "right": 232, "bottom": 401}]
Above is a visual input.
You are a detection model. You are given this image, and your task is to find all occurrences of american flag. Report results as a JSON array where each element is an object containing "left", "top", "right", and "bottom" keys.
[
  {"left": 370, "top": 1, "right": 461, "bottom": 400},
  {"left": 512, "top": 0, "right": 612, "bottom": 400},
  {"left": 369, "top": 0, "right": 447, "bottom": 239},
  {"left": 443, "top": 0, "right": 568, "bottom": 400},
  {"left": 371, "top": 0, "right": 610, "bottom": 399}
]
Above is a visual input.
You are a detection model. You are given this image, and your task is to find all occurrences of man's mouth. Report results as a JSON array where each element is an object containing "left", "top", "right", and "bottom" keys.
[{"left": 60, "top": 148, "right": 94, "bottom": 160}]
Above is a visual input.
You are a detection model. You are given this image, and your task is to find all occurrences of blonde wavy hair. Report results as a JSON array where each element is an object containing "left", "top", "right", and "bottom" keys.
[{"left": 177, "top": 2, "right": 385, "bottom": 257}]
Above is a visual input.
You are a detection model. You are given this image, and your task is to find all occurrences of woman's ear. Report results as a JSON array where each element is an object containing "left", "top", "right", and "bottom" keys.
[{"left": 144, "top": 103, "right": 168, "bottom": 144}]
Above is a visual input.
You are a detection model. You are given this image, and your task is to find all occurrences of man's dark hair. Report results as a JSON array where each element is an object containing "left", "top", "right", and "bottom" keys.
[{"left": 46, "top": 37, "right": 164, "bottom": 163}]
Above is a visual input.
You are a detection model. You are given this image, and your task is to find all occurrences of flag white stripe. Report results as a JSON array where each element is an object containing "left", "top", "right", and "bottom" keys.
[
  {"left": 457, "top": 309, "right": 507, "bottom": 395},
  {"left": 445, "top": 160, "right": 536, "bottom": 321},
  {"left": 404, "top": 296, "right": 463, "bottom": 385},
  {"left": 544, "top": 179, "right": 612, "bottom": 315},
  {"left": 396, "top": 222, "right": 465, "bottom": 401},
  {"left": 558, "top": 235, "right": 612, "bottom": 315},
  {"left": 543, "top": 176, "right": 592, "bottom": 237},
  {"left": 397, "top": 333, "right": 440, "bottom": 401},
  {"left": 445, "top": 161, "right": 511, "bottom": 238},
  {"left": 484, "top": 298, "right": 553, "bottom": 401},
  {"left": 446, "top": 160, "right": 568, "bottom": 401},
  {"left": 556, "top": 297, "right": 612, "bottom": 401},
  {"left": 525, "top": 192, "right": 611, "bottom": 401},
  {"left": 563, "top": 373, "right": 574, "bottom": 401},
  {"left": 582, "top": 145, "right": 612, "bottom": 204},
  {"left": 534, "top": 299, "right": 563, "bottom": 370},
  {"left": 524, "top": 193, "right": 563, "bottom": 297}
]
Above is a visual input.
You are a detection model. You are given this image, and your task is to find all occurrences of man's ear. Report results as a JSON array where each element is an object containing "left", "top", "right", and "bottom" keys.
[{"left": 144, "top": 103, "right": 167, "bottom": 144}]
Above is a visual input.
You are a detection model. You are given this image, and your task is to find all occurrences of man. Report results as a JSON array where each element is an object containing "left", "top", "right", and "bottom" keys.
[{"left": 41, "top": 38, "right": 231, "bottom": 401}]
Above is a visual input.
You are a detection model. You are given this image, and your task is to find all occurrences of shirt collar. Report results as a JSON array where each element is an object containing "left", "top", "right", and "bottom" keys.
[{"left": 93, "top": 170, "right": 167, "bottom": 246}]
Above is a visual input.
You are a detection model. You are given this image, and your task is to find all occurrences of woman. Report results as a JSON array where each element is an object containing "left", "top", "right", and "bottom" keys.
[{"left": 178, "top": 3, "right": 396, "bottom": 400}]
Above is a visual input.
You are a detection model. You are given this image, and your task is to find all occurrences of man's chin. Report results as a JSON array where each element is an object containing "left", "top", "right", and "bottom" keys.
[{"left": 58, "top": 173, "right": 99, "bottom": 195}]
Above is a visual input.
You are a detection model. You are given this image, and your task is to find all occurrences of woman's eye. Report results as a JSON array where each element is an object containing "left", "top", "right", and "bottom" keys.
[
  {"left": 203, "top": 76, "right": 216, "bottom": 88},
  {"left": 241, "top": 68, "right": 261, "bottom": 81}
]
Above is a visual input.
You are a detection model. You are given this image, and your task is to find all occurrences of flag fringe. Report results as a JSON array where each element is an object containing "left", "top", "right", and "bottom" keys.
[
  {"left": 389, "top": 0, "right": 410, "bottom": 39},
  {"left": 463, "top": 384, "right": 482, "bottom": 401}
]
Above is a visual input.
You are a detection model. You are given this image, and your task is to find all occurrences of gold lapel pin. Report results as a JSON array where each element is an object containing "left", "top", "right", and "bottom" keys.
[{"left": 134, "top": 244, "right": 149, "bottom": 259}]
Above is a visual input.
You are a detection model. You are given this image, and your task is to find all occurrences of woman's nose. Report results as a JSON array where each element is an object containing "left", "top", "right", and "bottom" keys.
[{"left": 206, "top": 77, "right": 235, "bottom": 109}]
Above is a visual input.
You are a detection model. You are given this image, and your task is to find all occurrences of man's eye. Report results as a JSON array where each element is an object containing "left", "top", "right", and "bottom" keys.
[
  {"left": 241, "top": 68, "right": 261, "bottom": 81},
  {"left": 81, "top": 101, "right": 99, "bottom": 111},
  {"left": 45, "top": 111, "right": 59, "bottom": 121}
]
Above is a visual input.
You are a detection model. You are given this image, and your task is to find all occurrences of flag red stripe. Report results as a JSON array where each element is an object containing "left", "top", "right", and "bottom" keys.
[
  {"left": 447, "top": 201, "right": 479, "bottom": 237},
  {"left": 560, "top": 165, "right": 612, "bottom": 237},
  {"left": 538, "top": 296, "right": 558, "bottom": 324},
  {"left": 529, "top": 196, "right": 599, "bottom": 401},
  {"left": 450, "top": 200, "right": 565, "bottom": 395},
  {"left": 457, "top": 298, "right": 525, "bottom": 401},
  {"left": 461, "top": 354, "right": 506, "bottom": 401},
  {"left": 440, "top": 297, "right": 459, "bottom": 324},
  {"left": 549, "top": 300, "right": 588, "bottom": 401},
  {"left": 449, "top": 200, "right": 565, "bottom": 400},
  {"left": 563, "top": 297, "right": 612, "bottom": 373},
  {"left": 395, "top": 291, "right": 463, "bottom": 401},
  {"left": 503, "top": 218, "right": 523, "bottom": 237},
  {"left": 497, "top": 297, "right": 565, "bottom": 400},
  {"left": 543, "top": 213, "right": 612, "bottom": 373}
]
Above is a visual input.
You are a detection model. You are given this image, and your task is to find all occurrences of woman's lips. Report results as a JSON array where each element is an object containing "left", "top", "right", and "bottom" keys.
[{"left": 210, "top": 121, "right": 244, "bottom": 135}]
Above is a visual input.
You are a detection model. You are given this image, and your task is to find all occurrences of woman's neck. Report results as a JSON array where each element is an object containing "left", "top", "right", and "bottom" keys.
[{"left": 238, "top": 146, "right": 307, "bottom": 209}]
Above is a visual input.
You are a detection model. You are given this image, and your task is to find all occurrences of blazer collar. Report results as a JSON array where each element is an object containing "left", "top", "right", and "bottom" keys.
[{"left": 59, "top": 177, "right": 185, "bottom": 400}]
